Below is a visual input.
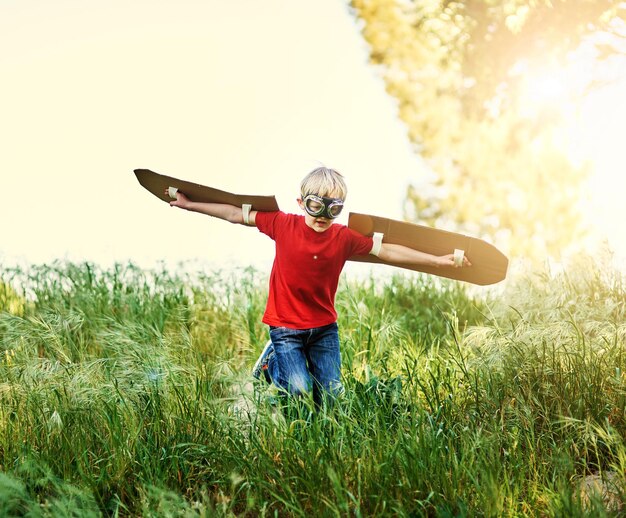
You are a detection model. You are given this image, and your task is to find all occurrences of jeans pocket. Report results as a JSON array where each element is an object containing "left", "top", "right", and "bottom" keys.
[{"left": 269, "top": 326, "right": 292, "bottom": 343}]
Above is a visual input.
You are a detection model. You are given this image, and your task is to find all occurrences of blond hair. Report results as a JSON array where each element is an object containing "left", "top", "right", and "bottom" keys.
[{"left": 300, "top": 166, "right": 348, "bottom": 200}]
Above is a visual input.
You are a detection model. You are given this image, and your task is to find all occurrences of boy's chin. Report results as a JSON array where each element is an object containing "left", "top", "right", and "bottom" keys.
[{"left": 310, "top": 219, "right": 331, "bottom": 232}]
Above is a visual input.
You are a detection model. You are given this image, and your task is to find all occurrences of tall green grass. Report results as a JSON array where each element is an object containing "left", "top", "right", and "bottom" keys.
[{"left": 0, "top": 259, "right": 624, "bottom": 516}]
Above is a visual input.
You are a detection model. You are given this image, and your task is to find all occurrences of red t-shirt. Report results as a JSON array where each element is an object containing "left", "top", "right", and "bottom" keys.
[{"left": 255, "top": 211, "right": 373, "bottom": 329}]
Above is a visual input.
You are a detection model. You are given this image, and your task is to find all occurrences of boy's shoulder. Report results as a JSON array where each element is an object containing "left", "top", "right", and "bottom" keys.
[
  {"left": 256, "top": 210, "right": 299, "bottom": 224},
  {"left": 255, "top": 210, "right": 301, "bottom": 236}
]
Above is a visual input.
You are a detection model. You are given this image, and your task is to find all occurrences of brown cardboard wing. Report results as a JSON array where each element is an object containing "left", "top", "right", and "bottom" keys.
[
  {"left": 348, "top": 212, "right": 508, "bottom": 285},
  {"left": 134, "top": 169, "right": 280, "bottom": 212}
]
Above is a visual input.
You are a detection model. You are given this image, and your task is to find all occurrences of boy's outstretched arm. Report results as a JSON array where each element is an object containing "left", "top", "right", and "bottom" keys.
[
  {"left": 377, "top": 243, "right": 471, "bottom": 268},
  {"left": 166, "top": 190, "right": 257, "bottom": 226}
]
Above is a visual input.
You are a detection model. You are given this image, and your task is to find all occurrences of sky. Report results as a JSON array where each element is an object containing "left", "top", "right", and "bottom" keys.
[
  {"left": 1, "top": 0, "right": 625, "bottom": 276},
  {"left": 0, "top": 0, "right": 424, "bottom": 275}
]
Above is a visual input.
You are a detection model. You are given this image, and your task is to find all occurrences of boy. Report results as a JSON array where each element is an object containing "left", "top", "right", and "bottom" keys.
[{"left": 168, "top": 166, "right": 469, "bottom": 406}]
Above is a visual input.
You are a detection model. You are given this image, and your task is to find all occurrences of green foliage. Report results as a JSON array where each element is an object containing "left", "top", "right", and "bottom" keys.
[
  {"left": 1, "top": 261, "right": 625, "bottom": 515},
  {"left": 0, "top": 279, "right": 25, "bottom": 317},
  {"left": 349, "top": 0, "right": 625, "bottom": 259}
]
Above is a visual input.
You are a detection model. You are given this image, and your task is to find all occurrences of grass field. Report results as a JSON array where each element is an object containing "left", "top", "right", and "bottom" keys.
[{"left": 1, "top": 259, "right": 625, "bottom": 516}]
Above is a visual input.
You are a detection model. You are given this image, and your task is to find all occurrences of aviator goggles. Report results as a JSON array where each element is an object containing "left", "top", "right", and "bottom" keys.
[{"left": 302, "top": 194, "right": 344, "bottom": 219}]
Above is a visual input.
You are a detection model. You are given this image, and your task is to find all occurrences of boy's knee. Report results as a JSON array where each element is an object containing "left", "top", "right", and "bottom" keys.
[{"left": 286, "top": 373, "right": 311, "bottom": 397}]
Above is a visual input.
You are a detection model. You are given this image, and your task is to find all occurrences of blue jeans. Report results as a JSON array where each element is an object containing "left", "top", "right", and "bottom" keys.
[{"left": 267, "top": 322, "right": 343, "bottom": 406}]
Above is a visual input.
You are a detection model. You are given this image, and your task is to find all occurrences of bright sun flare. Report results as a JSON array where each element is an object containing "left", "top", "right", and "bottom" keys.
[{"left": 518, "top": 41, "right": 626, "bottom": 264}]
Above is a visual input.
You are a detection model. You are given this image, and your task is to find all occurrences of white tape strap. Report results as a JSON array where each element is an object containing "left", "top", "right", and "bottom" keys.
[
  {"left": 454, "top": 248, "right": 465, "bottom": 267},
  {"left": 242, "top": 203, "right": 252, "bottom": 225},
  {"left": 167, "top": 186, "right": 178, "bottom": 199},
  {"left": 370, "top": 232, "right": 383, "bottom": 257}
]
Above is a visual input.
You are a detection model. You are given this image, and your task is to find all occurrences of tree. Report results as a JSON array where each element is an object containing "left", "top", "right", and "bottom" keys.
[{"left": 350, "top": 0, "right": 625, "bottom": 259}]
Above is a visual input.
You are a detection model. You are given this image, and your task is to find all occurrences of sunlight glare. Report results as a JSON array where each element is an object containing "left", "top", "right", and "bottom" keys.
[{"left": 518, "top": 42, "right": 626, "bottom": 266}]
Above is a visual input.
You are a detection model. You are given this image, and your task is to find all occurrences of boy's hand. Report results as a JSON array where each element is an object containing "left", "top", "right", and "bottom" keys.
[
  {"left": 437, "top": 254, "right": 472, "bottom": 268},
  {"left": 165, "top": 189, "right": 191, "bottom": 209}
]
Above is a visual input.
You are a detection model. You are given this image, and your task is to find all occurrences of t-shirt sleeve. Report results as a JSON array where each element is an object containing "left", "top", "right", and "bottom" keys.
[
  {"left": 255, "top": 211, "right": 283, "bottom": 240},
  {"left": 345, "top": 228, "right": 374, "bottom": 257}
]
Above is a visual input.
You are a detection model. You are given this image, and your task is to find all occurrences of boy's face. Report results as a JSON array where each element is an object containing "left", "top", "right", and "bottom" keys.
[{"left": 297, "top": 194, "right": 343, "bottom": 233}]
